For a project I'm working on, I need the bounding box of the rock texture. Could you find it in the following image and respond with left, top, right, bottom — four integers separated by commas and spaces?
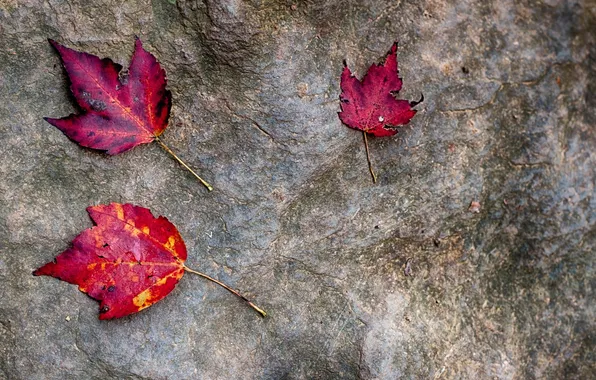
0, 0, 594, 378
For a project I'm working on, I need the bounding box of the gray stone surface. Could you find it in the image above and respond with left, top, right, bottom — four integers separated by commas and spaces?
1, 0, 594, 378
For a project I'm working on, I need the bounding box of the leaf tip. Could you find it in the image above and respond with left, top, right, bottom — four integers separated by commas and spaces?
48, 39, 59, 52
43, 117, 59, 127
410, 93, 424, 107
47, 39, 64, 52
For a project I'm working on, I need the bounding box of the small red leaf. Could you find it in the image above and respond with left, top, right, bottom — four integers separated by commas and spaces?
339, 42, 418, 137
33, 203, 187, 319
45, 38, 172, 155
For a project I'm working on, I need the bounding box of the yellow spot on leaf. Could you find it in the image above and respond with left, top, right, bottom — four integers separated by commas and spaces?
165, 236, 176, 251
132, 269, 183, 310
142, 226, 150, 235
114, 203, 125, 221
133, 289, 150, 308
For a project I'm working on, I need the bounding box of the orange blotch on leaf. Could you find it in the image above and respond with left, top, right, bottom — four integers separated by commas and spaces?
165, 236, 177, 251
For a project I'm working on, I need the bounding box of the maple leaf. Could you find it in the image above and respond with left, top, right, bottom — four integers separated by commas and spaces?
33, 203, 266, 319
338, 42, 422, 182
45, 39, 212, 191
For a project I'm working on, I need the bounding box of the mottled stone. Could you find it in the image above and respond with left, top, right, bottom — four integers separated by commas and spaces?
0, 0, 594, 379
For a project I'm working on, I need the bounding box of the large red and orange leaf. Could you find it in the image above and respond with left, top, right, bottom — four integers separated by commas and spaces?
339, 42, 419, 137
44, 38, 171, 155
33, 203, 187, 319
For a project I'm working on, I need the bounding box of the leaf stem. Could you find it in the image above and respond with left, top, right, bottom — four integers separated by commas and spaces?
154, 136, 213, 191
363, 131, 377, 183
183, 265, 267, 317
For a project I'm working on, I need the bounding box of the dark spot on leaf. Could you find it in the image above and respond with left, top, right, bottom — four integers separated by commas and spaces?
108, 285, 115, 292
100, 305, 110, 314
155, 95, 168, 119
89, 99, 107, 111
101, 285, 106, 290
102, 58, 121, 74
102, 243, 109, 248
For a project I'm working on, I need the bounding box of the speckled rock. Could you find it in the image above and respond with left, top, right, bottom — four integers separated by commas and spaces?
0, 0, 594, 379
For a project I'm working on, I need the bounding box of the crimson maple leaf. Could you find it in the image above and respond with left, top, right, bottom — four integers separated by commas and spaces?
338, 42, 422, 182
45, 39, 212, 190
46, 38, 170, 154
33, 203, 266, 319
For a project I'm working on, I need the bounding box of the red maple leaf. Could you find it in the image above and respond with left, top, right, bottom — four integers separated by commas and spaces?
33, 203, 266, 319
338, 42, 421, 182
45, 39, 212, 190
45, 38, 171, 155
339, 42, 420, 137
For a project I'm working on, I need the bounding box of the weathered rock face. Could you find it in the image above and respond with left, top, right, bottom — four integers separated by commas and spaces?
0, 0, 594, 378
